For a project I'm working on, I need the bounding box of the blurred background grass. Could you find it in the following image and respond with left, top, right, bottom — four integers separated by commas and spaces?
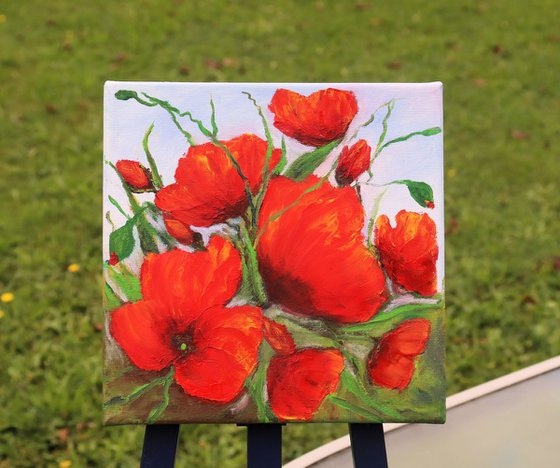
0, 0, 559, 466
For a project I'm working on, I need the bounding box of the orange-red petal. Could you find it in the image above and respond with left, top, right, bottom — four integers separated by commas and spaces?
267, 348, 344, 421
257, 176, 388, 323
163, 213, 196, 245
174, 305, 263, 403
269, 88, 358, 147
375, 210, 438, 296
155, 134, 281, 227
141, 237, 241, 322
368, 318, 431, 390
109, 300, 180, 371
263, 317, 296, 355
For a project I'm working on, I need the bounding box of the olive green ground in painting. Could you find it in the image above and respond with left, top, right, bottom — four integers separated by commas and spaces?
0, 1, 559, 466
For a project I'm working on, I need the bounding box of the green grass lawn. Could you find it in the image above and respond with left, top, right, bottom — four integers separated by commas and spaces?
1, 0, 559, 466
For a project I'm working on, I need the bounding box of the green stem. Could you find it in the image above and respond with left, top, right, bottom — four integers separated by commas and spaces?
141, 93, 197, 146
240, 219, 268, 305
328, 396, 382, 421
142, 123, 163, 190
147, 367, 175, 423
349, 99, 395, 141
243, 92, 275, 221
108, 195, 130, 219
367, 100, 395, 177
366, 188, 387, 251
103, 367, 175, 409
209, 98, 218, 136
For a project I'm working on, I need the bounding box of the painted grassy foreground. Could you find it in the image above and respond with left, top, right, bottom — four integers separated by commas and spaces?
0, 0, 559, 466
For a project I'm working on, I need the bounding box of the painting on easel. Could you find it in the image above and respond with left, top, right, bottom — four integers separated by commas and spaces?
103, 82, 445, 424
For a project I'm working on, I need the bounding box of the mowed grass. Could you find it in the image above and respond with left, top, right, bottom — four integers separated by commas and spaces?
0, 0, 559, 466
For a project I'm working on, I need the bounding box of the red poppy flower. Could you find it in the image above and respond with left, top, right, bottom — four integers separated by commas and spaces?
116, 160, 153, 191
263, 317, 296, 355
163, 213, 197, 245
268, 88, 358, 147
155, 134, 282, 227
335, 139, 372, 186
256, 176, 388, 323
267, 348, 344, 421
109, 236, 263, 403
375, 210, 439, 296
367, 318, 431, 390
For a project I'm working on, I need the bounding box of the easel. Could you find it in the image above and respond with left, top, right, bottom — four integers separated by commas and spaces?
140, 423, 388, 467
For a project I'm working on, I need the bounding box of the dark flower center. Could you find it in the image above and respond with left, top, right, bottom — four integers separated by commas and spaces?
172, 332, 195, 354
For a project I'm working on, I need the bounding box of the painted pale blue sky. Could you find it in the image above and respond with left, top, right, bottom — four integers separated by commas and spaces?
104, 82, 444, 290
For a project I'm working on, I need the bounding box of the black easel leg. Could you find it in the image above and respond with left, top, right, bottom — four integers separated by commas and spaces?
140, 424, 180, 468
349, 423, 388, 468
247, 424, 282, 468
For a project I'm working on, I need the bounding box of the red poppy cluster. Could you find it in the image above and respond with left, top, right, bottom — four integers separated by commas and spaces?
108, 87, 440, 422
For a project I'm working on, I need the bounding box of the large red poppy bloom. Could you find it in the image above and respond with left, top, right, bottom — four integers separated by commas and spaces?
109, 236, 263, 404
375, 210, 439, 296
267, 348, 344, 421
268, 88, 358, 147
256, 176, 388, 323
155, 134, 282, 227
335, 139, 372, 186
368, 318, 431, 390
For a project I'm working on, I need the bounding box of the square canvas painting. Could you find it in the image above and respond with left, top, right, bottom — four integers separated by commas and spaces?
103, 82, 445, 425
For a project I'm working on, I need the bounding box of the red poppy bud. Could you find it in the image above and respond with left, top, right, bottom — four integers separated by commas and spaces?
263, 317, 296, 355
367, 318, 431, 390
108, 252, 119, 266
269, 88, 358, 147
116, 160, 153, 191
163, 213, 196, 245
335, 139, 372, 186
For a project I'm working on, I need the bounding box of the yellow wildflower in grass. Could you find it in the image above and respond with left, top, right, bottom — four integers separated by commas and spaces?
0, 14, 7, 23
67, 264, 80, 273
1, 292, 14, 303
59, 461, 72, 468
0, 310, 5, 319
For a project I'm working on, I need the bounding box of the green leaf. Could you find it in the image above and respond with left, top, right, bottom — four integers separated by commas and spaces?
379, 127, 441, 152
115, 90, 138, 101
340, 370, 402, 419
394, 179, 434, 208
328, 396, 381, 421
273, 137, 288, 175
106, 265, 142, 302
109, 220, 135, 261
342, 303, 440, 333
104, 283, 121, 310
284, 139, 341, 181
